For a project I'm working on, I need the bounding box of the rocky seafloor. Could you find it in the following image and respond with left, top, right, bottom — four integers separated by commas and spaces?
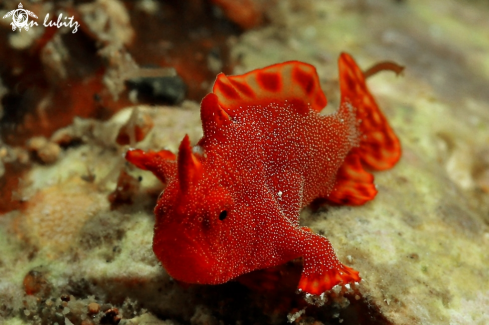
1, 0, 488, 324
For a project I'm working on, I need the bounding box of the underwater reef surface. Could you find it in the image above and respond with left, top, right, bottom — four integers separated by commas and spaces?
1, 0, 488, 324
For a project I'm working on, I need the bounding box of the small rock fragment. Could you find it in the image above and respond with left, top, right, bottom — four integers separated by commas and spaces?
23, 269, 51, 297
100, 308, 121, 325
37, 142, 61, 164
287, 308, 306, 323
116, 109, 154, 146
108, 169, 141, 210
211, 0, 263, 30
27, 137, 49, 151
88, 302, 100, 315
125, 75, 187, 105
27, 136, 61, 164
54, 312, 64, 324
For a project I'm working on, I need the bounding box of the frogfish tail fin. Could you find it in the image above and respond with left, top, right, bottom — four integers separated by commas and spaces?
338, 52, 401, 171
327, 152, 378, 205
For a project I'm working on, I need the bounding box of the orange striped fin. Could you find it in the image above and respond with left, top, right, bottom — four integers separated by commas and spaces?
213, 61, 327, 116
339, 53, 401, 170
327, 152, 377, 205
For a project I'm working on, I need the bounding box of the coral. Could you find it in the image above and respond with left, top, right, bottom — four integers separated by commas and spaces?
27, 136, 61, 164
13, 177, 108, 257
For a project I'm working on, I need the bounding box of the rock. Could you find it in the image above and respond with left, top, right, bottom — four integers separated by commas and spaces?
125, 75, 187, 106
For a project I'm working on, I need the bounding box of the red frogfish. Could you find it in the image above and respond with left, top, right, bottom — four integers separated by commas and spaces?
125, 53, 401, 295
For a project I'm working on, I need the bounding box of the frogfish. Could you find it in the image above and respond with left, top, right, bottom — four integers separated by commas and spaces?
125, 53, 401, 295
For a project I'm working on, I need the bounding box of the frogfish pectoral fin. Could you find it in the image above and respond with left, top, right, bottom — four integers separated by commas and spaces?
125, 148, 177, 183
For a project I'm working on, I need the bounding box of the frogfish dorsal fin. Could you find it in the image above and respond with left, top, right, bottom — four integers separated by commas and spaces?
338, 53, 401, 170
213, 61, 327, 116
200, 93, 233, 143
178, 135, 203, 193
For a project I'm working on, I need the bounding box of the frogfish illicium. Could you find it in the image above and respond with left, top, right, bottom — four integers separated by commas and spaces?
125, 53, 401, 295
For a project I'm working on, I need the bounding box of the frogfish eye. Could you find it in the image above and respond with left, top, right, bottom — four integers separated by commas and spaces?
219, 210, 227, 221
